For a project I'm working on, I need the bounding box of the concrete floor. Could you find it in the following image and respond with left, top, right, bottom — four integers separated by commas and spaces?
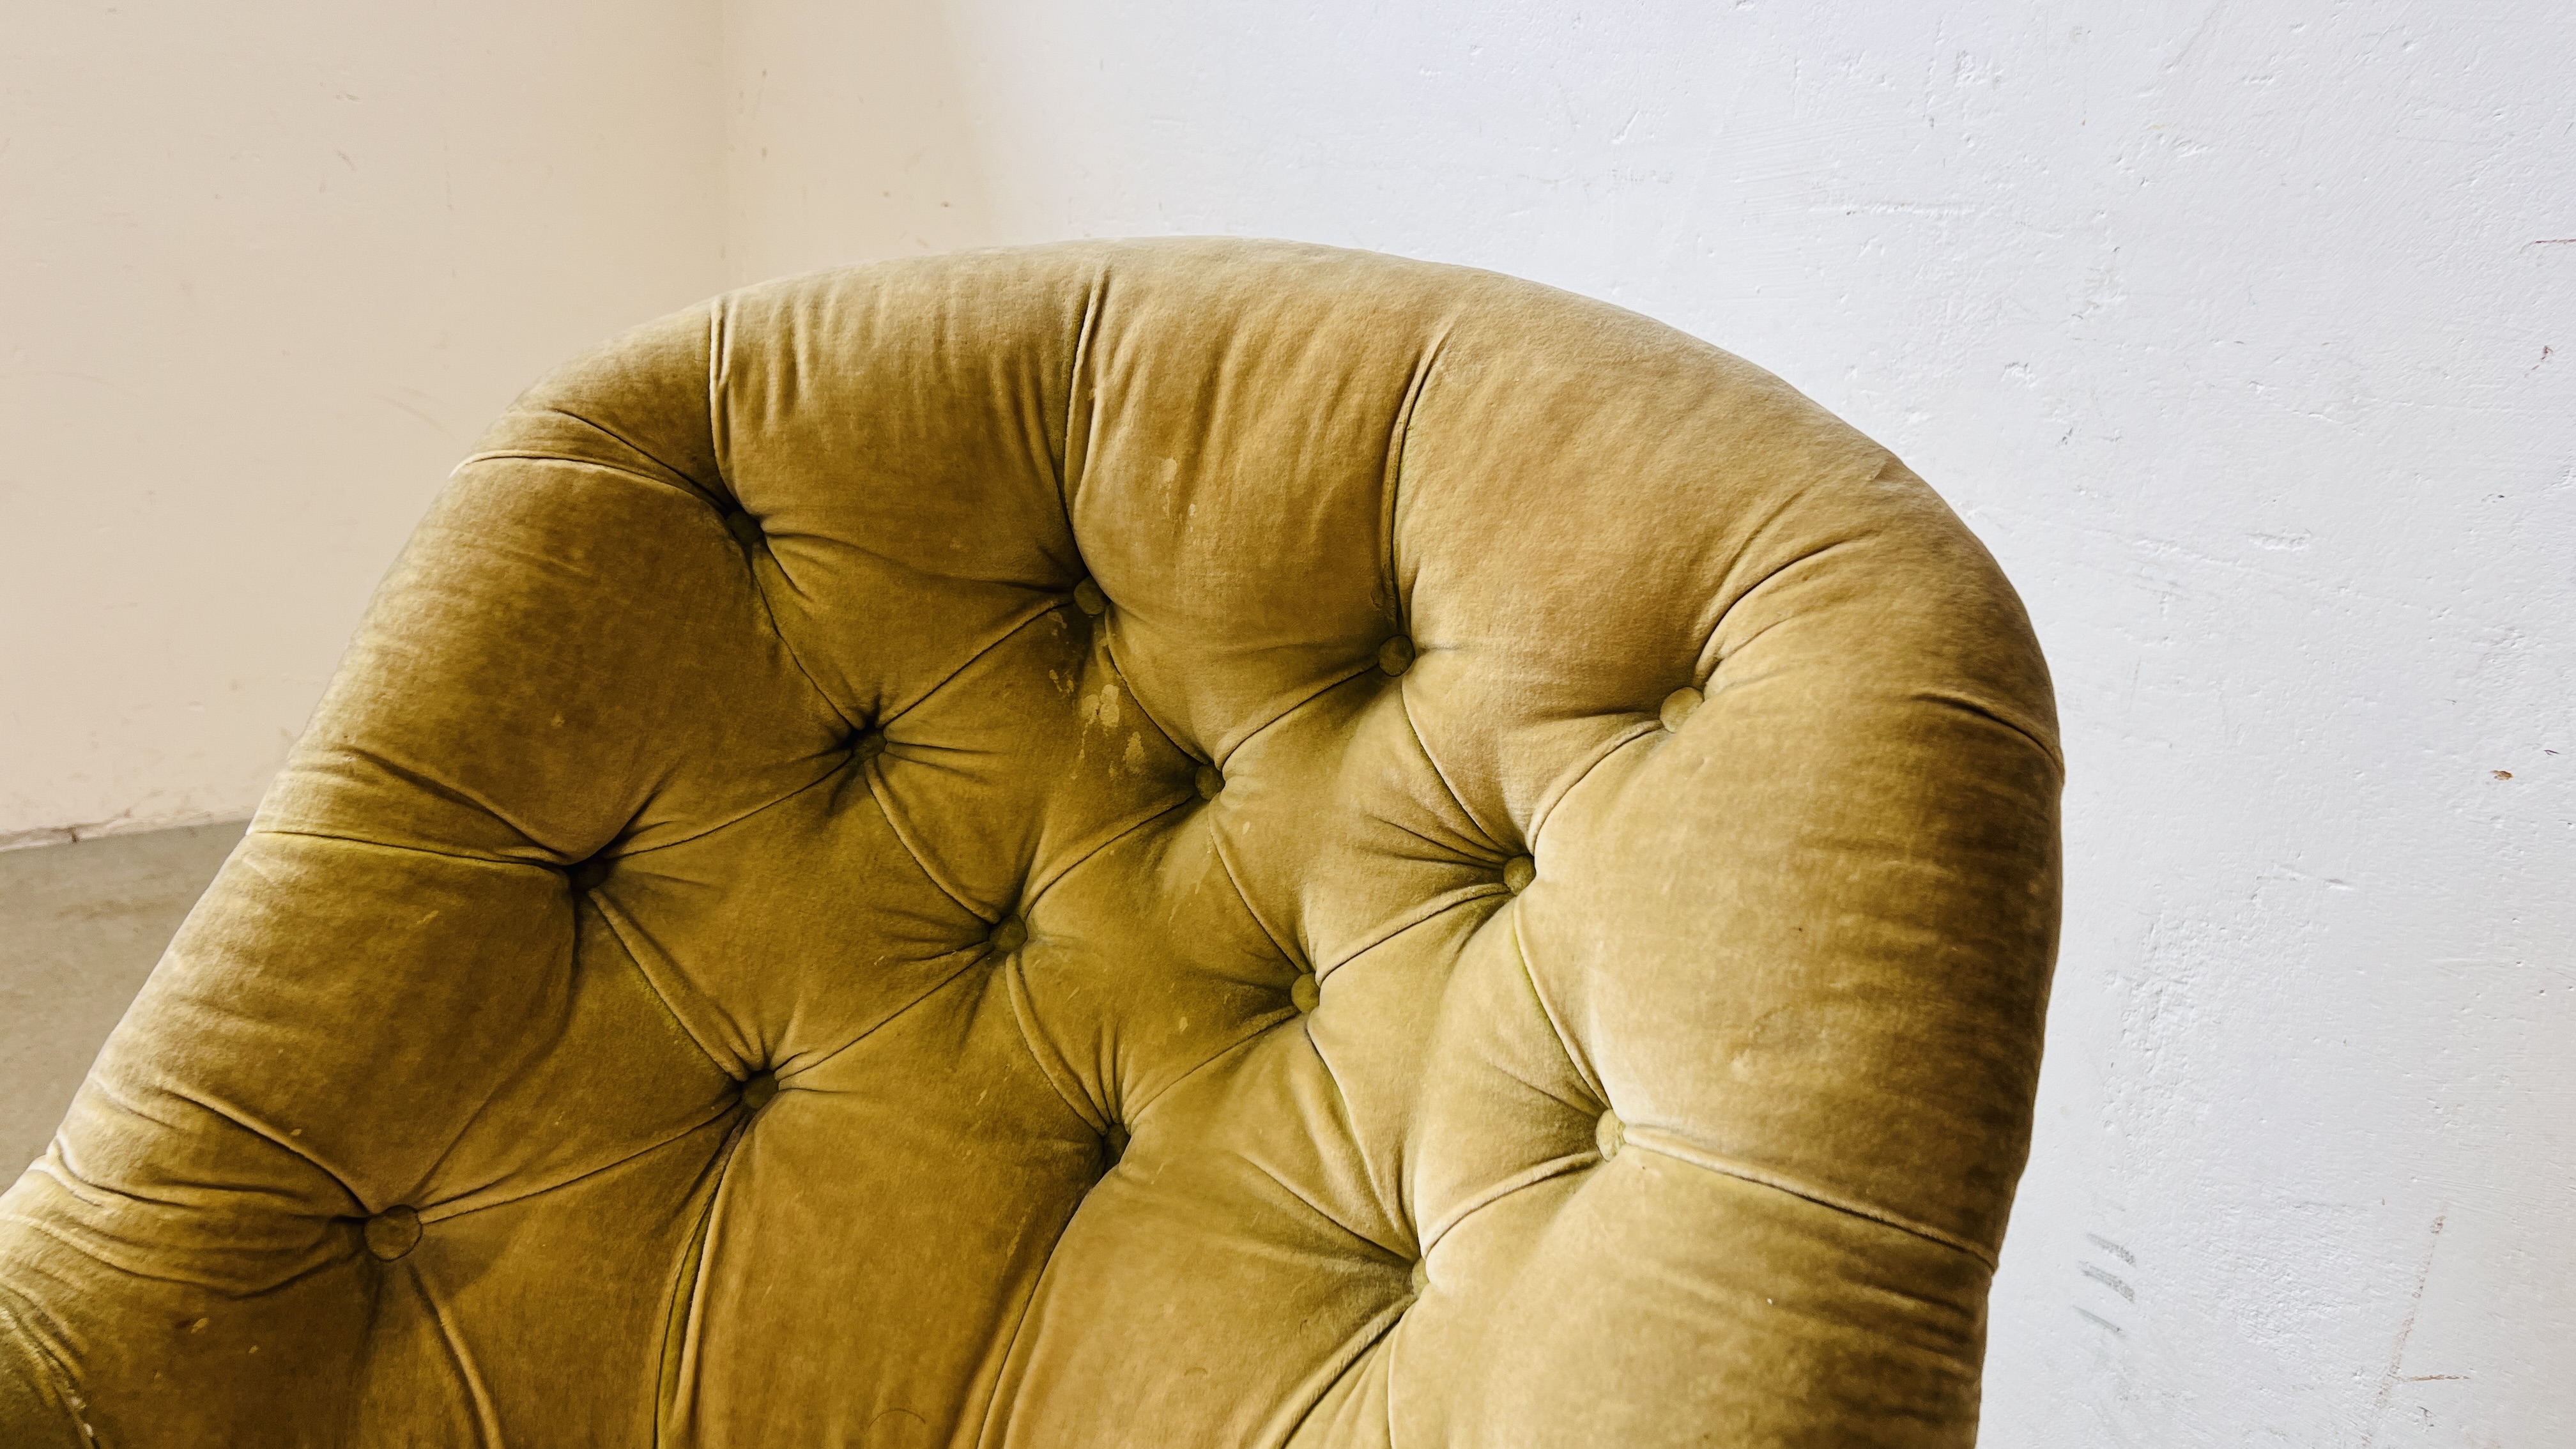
0, 820, 246, 1178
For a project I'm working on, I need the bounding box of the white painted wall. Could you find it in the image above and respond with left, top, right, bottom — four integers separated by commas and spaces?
718, 0, 1000, 283
7, 1, 2572, 1443
0, 0, 724, 843
715, 4, 2576, 1444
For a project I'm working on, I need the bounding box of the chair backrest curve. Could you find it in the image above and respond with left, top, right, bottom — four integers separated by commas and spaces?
0, 237, 2061, 1449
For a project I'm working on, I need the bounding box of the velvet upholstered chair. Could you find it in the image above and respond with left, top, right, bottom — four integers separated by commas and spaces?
0, 240, 2061, 1446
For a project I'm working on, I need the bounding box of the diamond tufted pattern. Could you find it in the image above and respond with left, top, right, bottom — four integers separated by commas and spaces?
0, 239, 2061, 1447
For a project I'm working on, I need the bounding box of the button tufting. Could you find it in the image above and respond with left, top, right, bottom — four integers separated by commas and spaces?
363, 1206, 422, 1262
1659, 686, 1704, 732
24, 238, 2073, 1444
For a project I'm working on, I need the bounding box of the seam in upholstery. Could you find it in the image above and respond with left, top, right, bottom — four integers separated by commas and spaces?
1055, 275, 1107, 519
586, 894, 733, 1073
1705, 602, 1807, 673
293, 738, 827, 908
565, 889, 732, 1082
1020, 795, 1192, 916
862, 752, 986, 922
967, 1169, 1097, 1449
1504, 910, 1606, 1108
656, 1108, 754, 1446
1392, 671, 1514, 852
420, 1106, 738, 1227
1522, 718, 1662, 854
970, 1281, 1043, 1449
1321, 884, 1508, 979
1312, 900, 1526, 1250
1272, 1291, 1411, 1449
535, 402, 714, 495
1211, 657, 1379, 773
10, 1142, 358, 1300
703, 300, 732, 496
881, 598, 1076, 734
319, 748, 555, 855
1246, 1050, 1367, 1243
1369, 806, 1491, 866
1698, 531, 1874, 704
1915, 687, 2067, 772
0, 1209, 351, 1299
254, 825, 548, 870
411, 1264, 505, 1448
1119, 1016, 1280, 1130
1381, 333, 1451, 630
404, 923, 601, 1205
588, 747, 852, 865
152, 1082, 365, 1213
696, 290, 858, 735
24, 1124, 162, 1210
451, 450, 705, 501
1417, 1151, 1598, 1255
1384, 1326, 1399, 1449
1621, 1128, 2000, 1270
1256, 1041, 1409, 1261
1710, 471, 1832, 618
737, 537, 861, 739
1722, 537, 1864, 641
1205, 817, 1305, 972
778, 946, 995, 1084
1000, 957, 1108, 1133
29, 1128, 222, 1222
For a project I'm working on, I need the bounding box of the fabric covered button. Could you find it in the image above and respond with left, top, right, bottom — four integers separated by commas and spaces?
990, 917, 1028, 953
1376, 636, 1416, 677
1194, 766, 1223, 801
851, 730, 886, 763
1502, 855, 1535, 893
1073, 579, 1108, 617
1595, 1108, 1625, 1160
740, 1071, 779, 1112
1409, 1257, 1430, 1294
722, 509, 765, 554
363, 1206, 422, 1262
1659, 686, 1704, 732
1290, 974, 1320, 1013
567, 856, 611, 894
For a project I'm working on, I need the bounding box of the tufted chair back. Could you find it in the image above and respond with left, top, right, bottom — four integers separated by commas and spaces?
0, 240, 2060, 1447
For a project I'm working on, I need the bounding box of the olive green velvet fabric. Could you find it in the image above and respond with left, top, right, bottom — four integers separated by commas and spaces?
0, 238, 2060, 1446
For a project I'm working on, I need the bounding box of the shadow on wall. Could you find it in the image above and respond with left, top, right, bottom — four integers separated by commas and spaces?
721, 0, 1001, 284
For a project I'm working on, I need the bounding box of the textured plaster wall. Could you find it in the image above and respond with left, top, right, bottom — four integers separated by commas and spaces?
5, 1, 2570, 1443
729, 4, 2572, 1445
0, 0, 725, 843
